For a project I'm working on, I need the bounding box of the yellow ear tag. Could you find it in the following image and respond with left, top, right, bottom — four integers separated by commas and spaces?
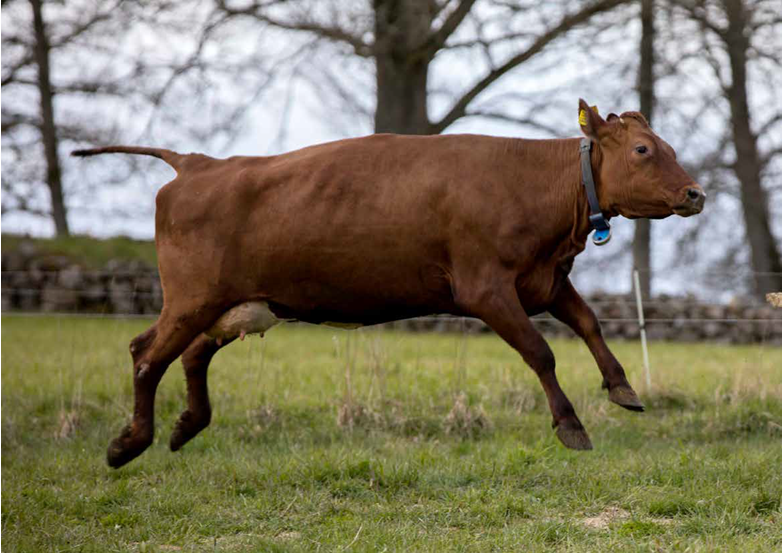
579, 106, 600, 126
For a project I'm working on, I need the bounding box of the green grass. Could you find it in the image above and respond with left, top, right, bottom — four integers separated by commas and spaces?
2, 234, 157, 268
2, 315, 780, 552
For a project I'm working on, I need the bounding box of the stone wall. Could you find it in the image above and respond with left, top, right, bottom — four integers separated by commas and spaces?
2, 250, 780, 344
2, 256, 162, 315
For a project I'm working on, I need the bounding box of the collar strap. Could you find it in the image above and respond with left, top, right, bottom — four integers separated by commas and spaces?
580, 138, 612, 245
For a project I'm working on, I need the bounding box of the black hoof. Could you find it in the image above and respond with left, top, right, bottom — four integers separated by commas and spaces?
554, 422, 593, 450
106, 424, 149, 468
169, 427, 188, 452
169, 410, 209, 452
609, 385, 645, 412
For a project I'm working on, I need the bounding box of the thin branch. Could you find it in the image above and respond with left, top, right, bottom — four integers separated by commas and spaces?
758, 145, 782, 170
133, 8, 233, 140
216, 0, 372, 57
668, 0, 727, 39
444, 30, 537, 50
755, 110, 782, 139
48, 2, 122, 48
462, 110, 564, 136
1, 53, 35, 87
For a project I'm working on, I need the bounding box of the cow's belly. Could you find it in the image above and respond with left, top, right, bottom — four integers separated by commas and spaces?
205, 301, 368, 341
204, 299, 437, 342
205, 261, 455, 340
244, 253, 456, 322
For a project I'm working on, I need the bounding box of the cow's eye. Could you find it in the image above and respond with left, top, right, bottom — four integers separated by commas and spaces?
635, 145, 649, 155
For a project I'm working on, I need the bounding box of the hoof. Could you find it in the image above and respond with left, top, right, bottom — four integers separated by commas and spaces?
106, 424, 150, 468
169, 426, 188, 452
554, 422, 593, 450
170, 410, 209, 452
609, 384, 645, 412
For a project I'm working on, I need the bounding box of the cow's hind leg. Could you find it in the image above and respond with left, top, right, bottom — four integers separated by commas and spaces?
548, 280, 644, 411
170, 334, 234, 452
108, 306, 221, 468
458, 280, 592, 450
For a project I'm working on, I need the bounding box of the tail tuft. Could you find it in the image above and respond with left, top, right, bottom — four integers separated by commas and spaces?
69, 145, 184, 170
71, 149, 99, 157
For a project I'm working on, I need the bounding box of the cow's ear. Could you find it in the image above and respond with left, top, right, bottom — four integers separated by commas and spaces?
578, 98, 608, 140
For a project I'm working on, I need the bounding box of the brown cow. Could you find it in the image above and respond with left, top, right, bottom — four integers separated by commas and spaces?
73, 99, 705, 468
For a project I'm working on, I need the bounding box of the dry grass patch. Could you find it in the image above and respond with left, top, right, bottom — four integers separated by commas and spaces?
337, 401, 383, 430
54, 409, 81, 439
443, 392, 492, 439
582, 507, 630, 529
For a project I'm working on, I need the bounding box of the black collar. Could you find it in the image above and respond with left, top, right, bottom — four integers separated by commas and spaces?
580, 138, 611, 245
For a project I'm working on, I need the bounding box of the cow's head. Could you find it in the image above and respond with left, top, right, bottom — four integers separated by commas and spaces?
578, 98, 705, 219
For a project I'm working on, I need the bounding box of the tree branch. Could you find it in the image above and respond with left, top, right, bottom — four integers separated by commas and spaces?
759, 145, 782, 170
216, 0, 372, 57
1, 110, 41, 133
420, 0, 479, 55
668, 0, 727, 39
1, 53, 35, 87
756, 110, 782, 139
430, 0, 629, 133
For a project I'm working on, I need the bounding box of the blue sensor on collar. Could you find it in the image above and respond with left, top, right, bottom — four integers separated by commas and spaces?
592, 227, 611, 246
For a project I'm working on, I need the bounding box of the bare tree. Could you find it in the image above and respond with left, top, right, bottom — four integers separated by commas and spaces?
672, 0, 781, 297
216, 0, 632, 135
3, 0, 144, 234
4, 0, 80, 235
2, 0, 275, 235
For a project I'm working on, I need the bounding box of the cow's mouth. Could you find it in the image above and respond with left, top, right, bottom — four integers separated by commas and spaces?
673, 205, 703, 216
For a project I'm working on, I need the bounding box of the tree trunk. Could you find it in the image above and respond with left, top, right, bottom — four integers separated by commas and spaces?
373, 0, 433, 134
375, 57, 430, 134
723, 0, 781, 296
31, 0, 69, 236
632, 0, 654, 298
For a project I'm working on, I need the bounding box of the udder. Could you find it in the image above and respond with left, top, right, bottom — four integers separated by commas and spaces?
206, 301, 287, 342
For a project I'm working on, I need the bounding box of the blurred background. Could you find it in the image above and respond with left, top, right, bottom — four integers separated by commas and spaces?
1, 0, 781, 321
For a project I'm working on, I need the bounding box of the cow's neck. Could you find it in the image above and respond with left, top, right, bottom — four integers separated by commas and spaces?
509, 137, 604, 268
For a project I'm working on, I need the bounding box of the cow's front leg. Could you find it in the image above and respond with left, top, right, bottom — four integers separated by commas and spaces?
459, 280, 592, 450
548, 279, 644, 411
170, 334, 234, 452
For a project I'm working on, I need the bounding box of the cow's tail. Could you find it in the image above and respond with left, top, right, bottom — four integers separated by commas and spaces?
71, 146, 184, 171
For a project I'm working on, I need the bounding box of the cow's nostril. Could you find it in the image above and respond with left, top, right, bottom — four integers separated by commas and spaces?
687, 188, 702, 201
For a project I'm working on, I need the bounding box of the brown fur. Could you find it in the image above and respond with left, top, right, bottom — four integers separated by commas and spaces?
74, 99, 704, 467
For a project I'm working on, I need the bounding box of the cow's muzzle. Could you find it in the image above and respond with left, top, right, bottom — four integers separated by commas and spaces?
674, 185, 706, 216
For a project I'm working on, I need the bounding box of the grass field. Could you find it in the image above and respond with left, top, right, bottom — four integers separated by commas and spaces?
2, 315, 780, 552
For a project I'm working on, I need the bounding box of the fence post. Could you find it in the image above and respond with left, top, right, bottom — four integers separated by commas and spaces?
633, 269, 652, 390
